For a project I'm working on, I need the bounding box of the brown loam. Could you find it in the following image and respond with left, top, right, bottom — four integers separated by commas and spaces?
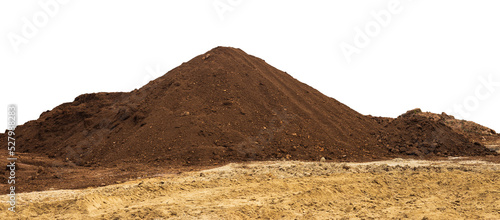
0, 47, 497, 192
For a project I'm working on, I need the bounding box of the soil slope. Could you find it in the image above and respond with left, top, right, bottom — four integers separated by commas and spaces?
1, 47, 495, 170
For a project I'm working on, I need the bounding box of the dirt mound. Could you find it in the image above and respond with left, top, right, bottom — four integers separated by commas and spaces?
390, 109, 500, 153
2, 47, 496, 170
374, 109, 494, 157
369, 109, 500, 153
10, 47, 387, 167
439, 112, 499, 147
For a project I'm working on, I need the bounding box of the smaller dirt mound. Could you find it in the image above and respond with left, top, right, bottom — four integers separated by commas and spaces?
377, 109, 495, 157
441, 114, 496, 136
392, 109, 499, 149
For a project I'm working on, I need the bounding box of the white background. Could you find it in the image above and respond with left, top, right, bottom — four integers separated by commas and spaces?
1, 0, 499, 132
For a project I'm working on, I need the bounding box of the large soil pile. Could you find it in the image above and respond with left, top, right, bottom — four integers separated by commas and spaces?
2, 47, 495, 168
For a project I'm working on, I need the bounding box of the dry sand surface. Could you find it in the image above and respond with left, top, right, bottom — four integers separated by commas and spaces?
1, 158, 500, 219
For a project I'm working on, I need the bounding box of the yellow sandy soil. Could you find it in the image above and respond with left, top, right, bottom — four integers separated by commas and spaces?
1, 159, 500, 219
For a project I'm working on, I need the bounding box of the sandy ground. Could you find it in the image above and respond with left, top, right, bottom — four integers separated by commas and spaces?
1, 158, 500, 219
